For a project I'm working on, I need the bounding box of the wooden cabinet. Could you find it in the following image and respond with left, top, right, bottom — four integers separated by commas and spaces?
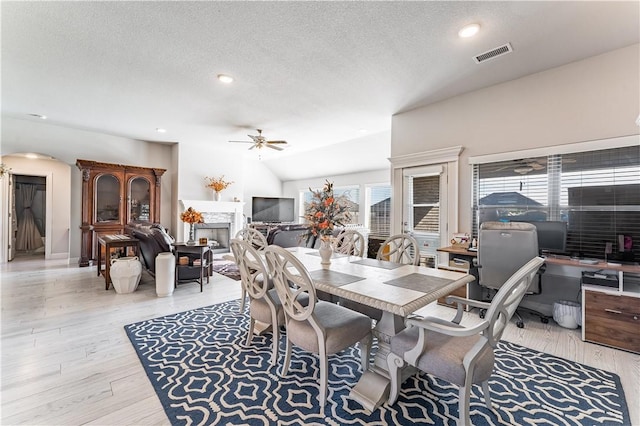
584, 290, 640, 354
76, 159, 166, 267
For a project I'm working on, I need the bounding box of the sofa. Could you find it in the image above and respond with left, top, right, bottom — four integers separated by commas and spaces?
265, 224, 319, 248
126, 222, 202, 281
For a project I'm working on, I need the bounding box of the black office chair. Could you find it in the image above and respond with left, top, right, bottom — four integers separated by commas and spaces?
477, 221, 548, 328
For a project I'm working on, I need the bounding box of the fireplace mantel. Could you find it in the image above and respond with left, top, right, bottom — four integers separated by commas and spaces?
179, 200, 245, 244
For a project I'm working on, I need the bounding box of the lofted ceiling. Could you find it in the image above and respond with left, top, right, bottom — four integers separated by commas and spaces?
2, 1, 639, 181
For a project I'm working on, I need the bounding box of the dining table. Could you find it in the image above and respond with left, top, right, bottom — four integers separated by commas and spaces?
284, 246, 475, 412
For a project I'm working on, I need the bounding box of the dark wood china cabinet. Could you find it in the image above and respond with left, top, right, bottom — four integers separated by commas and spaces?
76, 159, 166, 267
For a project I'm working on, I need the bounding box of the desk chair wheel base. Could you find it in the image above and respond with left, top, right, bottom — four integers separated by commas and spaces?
480, 307, 527, 328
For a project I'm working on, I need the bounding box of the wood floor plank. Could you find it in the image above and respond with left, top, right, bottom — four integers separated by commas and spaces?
1, 256, 638, 425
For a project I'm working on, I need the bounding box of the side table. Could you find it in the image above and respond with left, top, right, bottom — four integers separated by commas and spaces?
173, 242, 213, 292
97, 234, 141, 290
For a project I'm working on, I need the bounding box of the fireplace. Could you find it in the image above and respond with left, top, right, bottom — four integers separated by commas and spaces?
194, 222, 231, 254
178, 200, 246, 254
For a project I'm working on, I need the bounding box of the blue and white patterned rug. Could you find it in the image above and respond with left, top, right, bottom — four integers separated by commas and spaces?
125, 301, 630, 426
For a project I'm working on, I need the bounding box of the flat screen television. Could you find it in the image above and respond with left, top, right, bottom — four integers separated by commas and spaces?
251, 197, 295, 223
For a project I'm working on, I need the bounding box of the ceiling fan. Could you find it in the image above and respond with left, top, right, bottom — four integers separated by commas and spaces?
494, 158, 547, 174
228, 129, 288, 151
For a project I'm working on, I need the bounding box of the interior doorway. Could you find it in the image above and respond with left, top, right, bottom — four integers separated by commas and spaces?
13, 174, 46, 259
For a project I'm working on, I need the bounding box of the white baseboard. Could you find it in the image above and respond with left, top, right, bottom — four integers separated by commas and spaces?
46, 252, 69, 260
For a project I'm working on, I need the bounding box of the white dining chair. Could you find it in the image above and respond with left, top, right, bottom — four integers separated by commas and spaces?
376, 233, 421, 266
333, 229, 365, 256
234, 227, 269, 312
264, 245, 372, 411
230, 238, 283, 365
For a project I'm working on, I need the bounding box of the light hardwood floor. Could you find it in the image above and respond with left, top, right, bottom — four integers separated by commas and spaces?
1, 256, 639, 425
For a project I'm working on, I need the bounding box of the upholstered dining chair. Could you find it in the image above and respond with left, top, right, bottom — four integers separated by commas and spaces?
230, 238, 283, 365
264, 245, 373, 411
376, 233, 421, 266
333, 229, 365, 256
340, 233, 420, 321
235, 227, 269, 312
386, 256, 545, 426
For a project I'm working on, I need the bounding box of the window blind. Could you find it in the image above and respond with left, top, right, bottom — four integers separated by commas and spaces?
472, 145, 639, 262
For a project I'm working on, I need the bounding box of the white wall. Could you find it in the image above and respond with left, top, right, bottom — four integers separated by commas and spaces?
1, 117, 174, 261
391, 44, 640, 233
171, 141, 283, 241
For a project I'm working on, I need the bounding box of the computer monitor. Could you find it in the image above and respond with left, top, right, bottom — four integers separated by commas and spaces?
523, 220, 567, 254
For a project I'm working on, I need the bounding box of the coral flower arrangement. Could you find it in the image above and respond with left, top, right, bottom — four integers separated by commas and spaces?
302, 180, 351, 240
205, 175, 234, 192
180, 207, 204, 224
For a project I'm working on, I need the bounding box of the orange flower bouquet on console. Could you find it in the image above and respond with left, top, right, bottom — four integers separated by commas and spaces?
181, 207, 204, 244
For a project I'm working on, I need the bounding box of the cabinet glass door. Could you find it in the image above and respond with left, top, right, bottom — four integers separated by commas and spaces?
95, 174, 121, 222
129, 177, 151, 222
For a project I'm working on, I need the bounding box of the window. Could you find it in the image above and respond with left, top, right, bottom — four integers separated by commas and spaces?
472, 145, 640, 261
367, 185, 391, 237
301, 185, 360, 225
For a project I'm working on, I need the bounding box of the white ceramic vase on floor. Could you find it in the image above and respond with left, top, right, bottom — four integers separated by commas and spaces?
155, 252, 175, 297
110, 256, 142, 294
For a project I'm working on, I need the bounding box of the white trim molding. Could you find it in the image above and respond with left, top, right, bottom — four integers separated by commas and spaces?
468, 135, 639, 165
388, 146, 463, 238
389, 146, 464, 169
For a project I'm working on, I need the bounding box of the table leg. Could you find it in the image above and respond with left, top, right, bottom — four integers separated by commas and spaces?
97, 242, 102, 277
104, 244, 111, 290
349, 311, 413, 412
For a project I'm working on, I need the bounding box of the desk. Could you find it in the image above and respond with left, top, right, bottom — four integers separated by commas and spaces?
436, 246, 481, 309
438, 246, 640, 353
97, 235, 140, 290
287, 247, 474, 411
543, 255, 640, 353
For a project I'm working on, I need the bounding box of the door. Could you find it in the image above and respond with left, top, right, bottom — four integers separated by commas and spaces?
8, 174, 16, 261
402, 164, 448, 263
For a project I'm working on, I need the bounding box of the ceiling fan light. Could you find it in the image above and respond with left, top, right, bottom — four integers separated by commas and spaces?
514, 166, 533, 174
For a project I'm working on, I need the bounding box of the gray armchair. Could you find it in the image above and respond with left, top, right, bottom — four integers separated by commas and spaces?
477, 221, 546, 328
386, 256, 544, 426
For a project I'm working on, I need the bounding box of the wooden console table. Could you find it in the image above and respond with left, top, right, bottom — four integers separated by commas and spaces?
97, 234, 140, 290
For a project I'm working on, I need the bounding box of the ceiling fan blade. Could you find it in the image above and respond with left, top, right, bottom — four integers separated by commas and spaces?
266, 140, 287, 144
248, 144, 256, 150
229, 140, 254, 144
266, 144, 284, 151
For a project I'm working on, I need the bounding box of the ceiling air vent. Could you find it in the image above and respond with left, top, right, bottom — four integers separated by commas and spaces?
474, 43, 513, 64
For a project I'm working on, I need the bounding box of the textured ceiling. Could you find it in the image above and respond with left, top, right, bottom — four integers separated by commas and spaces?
2, 1, 639, 180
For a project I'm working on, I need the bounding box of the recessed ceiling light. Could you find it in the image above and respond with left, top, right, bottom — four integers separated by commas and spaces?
359, 129, 367, 133
458, 23, 480, 38
25, 153, 39, 159
217, 74, 234, 84
29, 113, 47, 119
156, 128, 167, 133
